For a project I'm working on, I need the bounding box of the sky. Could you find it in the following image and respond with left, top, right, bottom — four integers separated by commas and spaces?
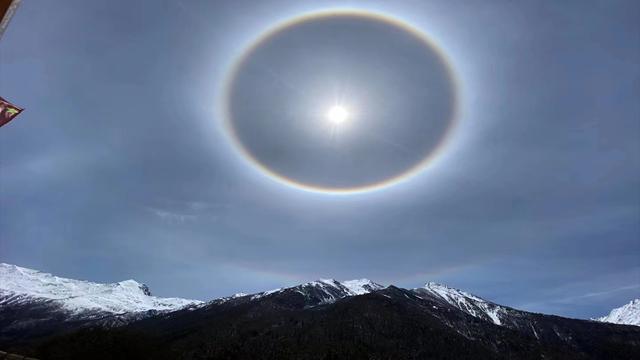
0, 0, 638, 320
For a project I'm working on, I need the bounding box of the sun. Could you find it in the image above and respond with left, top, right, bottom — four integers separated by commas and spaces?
327, 105, 349, 124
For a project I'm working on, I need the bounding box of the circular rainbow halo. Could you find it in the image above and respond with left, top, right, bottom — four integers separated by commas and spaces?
221, 10, 459, 195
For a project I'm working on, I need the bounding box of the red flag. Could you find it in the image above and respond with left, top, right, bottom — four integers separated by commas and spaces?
0, 96, 23, 127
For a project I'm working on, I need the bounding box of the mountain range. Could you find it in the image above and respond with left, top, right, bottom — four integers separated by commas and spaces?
1, 263, 639, 359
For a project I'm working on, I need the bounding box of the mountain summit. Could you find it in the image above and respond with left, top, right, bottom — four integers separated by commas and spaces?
596, 299, 640, 326
245, 278, 385, 304
0, 262, 202, 346
0, 263, 201, 315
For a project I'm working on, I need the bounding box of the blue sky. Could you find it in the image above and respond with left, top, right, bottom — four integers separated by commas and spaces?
0, 0, 638, 319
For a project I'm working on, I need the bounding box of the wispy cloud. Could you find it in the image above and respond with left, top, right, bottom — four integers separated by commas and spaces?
145, 200, 224, 224
147, 207, 198, 224
520, 284, 640, 309
552, 284, 640, 304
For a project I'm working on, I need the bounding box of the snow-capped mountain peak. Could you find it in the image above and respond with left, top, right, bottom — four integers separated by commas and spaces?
244, 278, 385, 306
0, 263, 202, 316
596, 299, 640, 326
342, 279, 385, 295
414, 282, 506, 326
423, 282, 485, 303
299, 278, 384, 298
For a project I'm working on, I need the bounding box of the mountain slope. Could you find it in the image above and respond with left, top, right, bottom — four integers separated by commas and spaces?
0, 263, 201, 346
596, 299, 640, 326
412, 282, 640, 344
414, 282, 508, 325
0, 263, 201, 315
34, 286, 640, 360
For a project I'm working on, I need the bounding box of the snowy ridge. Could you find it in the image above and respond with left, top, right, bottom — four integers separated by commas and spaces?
0, 263, 202, 315
595, 299, 640, 326
342, 278, 385, 295
246, 278, 384, 305
307, 278, 385, 297
417, 282, 506, 325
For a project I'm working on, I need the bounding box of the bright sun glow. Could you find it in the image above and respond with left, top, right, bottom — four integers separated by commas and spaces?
327, 105, 349, 124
